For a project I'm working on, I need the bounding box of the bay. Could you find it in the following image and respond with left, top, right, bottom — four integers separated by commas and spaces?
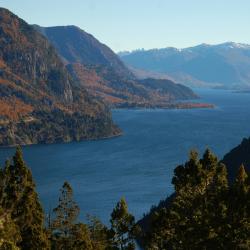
0, 89, 250, 224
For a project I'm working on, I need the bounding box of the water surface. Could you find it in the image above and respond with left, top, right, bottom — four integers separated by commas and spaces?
0, 89, 250, 223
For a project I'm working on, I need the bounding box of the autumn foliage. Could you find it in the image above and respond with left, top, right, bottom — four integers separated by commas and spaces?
0, 97, 33, 121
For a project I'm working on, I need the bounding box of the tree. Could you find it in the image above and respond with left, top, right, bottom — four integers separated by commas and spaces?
1, 147, 49, 249
87, 215, 111, 250
225, 165, 250, 249
109, 198, 137, 250
145, 149, 232, 249
51, 181, 80, 249
70, 223, 93, 250
0, 207, 21, 250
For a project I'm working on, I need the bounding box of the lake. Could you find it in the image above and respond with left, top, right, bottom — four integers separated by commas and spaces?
0, 89, 250, 224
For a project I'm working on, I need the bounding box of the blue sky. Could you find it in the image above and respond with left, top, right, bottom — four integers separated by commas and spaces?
1, 0, 250, 52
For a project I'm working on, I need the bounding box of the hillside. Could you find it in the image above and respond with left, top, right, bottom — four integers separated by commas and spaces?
0, 8, 120, 146
119, 43, 250, 89
222, 137, 250, 182
35, 25, 200, 107
35, 25, 133, 78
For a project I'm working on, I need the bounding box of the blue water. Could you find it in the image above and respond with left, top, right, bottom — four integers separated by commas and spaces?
0, 89, 250, 224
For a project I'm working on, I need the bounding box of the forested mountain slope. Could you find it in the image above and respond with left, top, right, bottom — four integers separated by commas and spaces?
0, 8, 120, 146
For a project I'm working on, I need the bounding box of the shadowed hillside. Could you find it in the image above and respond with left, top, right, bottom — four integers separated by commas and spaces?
222, 137, 250, 182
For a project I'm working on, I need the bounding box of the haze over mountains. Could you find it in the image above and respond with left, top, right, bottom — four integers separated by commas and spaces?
119, 42, 250, 89
35, 25, 198, 107
0, 8, 201, 146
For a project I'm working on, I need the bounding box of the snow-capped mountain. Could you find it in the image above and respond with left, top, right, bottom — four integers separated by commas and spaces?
119, 42, 250, 89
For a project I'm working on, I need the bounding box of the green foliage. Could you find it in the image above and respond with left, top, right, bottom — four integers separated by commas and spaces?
87, 215, 111, 250
0, 147, 49, 249
143, 149, 250, 249
109, 198, 138, 250
69, 223, 94, 250
0, 207, 20, 249
2, 145, 250, 250
51, 181, 80, 249
50, 183, 119, 250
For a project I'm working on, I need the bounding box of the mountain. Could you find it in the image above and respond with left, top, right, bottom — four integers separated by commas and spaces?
35, 25, 132, 77
222, 137, 250, 182
0, 8, 120, 146
119, 43, 250, 89
35, 25, 199, 107
34, 25, 133, 78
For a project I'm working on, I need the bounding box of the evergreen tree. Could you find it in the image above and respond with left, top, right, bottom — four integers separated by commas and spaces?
51, 181, 80, 249
226, 165, 250, 249
70, 223, 93, 250
87, 215, 111, 250
110, 198, 137, 250
145, 149, 232, 249
0, 207, 21, 249
1, 147, 49, 249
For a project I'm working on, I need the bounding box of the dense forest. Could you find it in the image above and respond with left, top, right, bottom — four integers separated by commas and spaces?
0, 147, 250, 249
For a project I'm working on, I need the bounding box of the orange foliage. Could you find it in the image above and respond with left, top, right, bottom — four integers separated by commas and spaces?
0, 97, 33, 121
0, 59, 6, 68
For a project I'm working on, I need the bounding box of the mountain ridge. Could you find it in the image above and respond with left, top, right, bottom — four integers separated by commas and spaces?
118, 42, 250, 54
35, 25, 201, 107
119, 42, 250, 89
34, 24, 134, 79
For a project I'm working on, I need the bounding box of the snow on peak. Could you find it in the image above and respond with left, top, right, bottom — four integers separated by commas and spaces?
221, 42, 250, 49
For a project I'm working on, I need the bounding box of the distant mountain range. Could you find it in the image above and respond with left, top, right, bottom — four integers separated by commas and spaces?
34, 25, 198, 107
119, 43, 250, 89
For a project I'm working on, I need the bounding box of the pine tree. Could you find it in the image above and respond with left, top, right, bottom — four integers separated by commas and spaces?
0, 207, 21, 249
148, 149, 231, 249
51, 181, 80, 249
70, 223, 93, 250
235, 164, 248, 191
87, 215, 111, 250
110, 198, 137, 250
226, 164, 250, 249
1, 147, 49, 249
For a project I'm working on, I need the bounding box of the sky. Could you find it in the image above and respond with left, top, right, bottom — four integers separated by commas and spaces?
1, 0, 250, 52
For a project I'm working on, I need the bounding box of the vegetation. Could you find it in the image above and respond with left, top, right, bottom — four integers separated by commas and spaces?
1, 146, 250, 249
140, 149, 250, 249
0, 8, 120, 147
222, 137, 250, 182
0, 148, 136, 249
0, 147, 48, 249
109, 198, 139, 250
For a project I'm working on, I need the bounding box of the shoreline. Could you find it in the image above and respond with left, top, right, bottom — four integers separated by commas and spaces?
112, 102, 214, 110
0, 130, 123, 149
0, 102, 213, 148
